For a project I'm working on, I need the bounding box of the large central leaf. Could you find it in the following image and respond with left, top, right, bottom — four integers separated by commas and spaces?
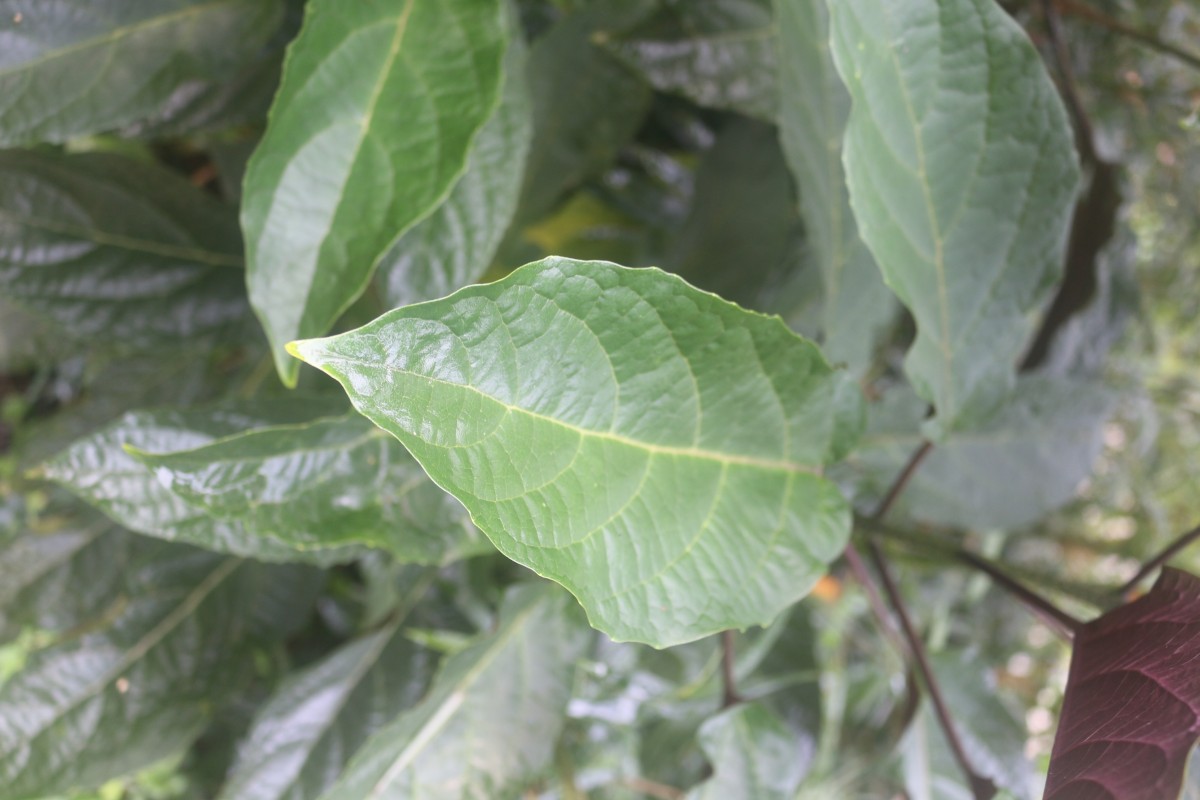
291, 258, 856, 647
828, 0, 1079, 434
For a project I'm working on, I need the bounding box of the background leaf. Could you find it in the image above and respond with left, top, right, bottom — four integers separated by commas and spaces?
218, 619, 437, 800
774, 0, 894, 375
241, 0, 509, 384
318, 583, 586, 800
375, 12, 532, 309
0, 543, 310, 799
685, 702, 807, 800
127, 413, 488, 565
1045, 568, 1200, 800
839, 376, 1114, 530
828, 0, 1079, 433
605, 0, 778, 121
291, 257, 856, 646
0, 0, 283, 145
0, 151, 250, 349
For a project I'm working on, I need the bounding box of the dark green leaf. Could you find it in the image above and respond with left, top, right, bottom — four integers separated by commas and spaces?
42, 403, 372, 564
0, 151, 249, 349
290, 258, 857, 647
219, 622, 437, 800
127, 414, 489, 565
317, 583, 586, 800
0, 546, 294, 799
685, 702, 807, 799
671, 117, 804, 309
241, 0, 509, 385
829, 0, 1080, 434
775, 0, 894, 374
606, 0, 777, 120
0, 0, 283, 145
375, 14, 532, 308
517, 3, 653, 224
840, 376, 1113, 530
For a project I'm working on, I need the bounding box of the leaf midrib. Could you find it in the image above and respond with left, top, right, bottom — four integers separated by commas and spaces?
355, 358, 821, 475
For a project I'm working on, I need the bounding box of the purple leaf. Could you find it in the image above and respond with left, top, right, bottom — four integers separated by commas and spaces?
1045, 568, 1200, 800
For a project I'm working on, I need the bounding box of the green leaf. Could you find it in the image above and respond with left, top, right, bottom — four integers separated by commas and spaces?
0, 151, 249, 349
375, 13, 532, 308
828, 0, 1080, 434
241, 0, 509, 385
605, 0, 778, 120
840, 376, 1113, 530
516, 3, 653, 224
126, 414, 489, 565
42, 403, 367, 564
0, 0, 283, 145
774, 0, 894, 375
317, 583, 586, 800
290, 257, 856, 647
685, 703, 807, 800
0, 545, 294, 799
218, 622, 437, 800
671, 117, 804, 310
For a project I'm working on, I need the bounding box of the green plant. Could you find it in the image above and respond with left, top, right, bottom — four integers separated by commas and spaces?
2, 0, 1199, 798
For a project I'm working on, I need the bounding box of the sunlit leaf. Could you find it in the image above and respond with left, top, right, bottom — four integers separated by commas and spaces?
290, 258, 857, 646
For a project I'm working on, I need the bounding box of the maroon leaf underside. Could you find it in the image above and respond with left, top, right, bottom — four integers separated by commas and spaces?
1044, 568, 1200, 800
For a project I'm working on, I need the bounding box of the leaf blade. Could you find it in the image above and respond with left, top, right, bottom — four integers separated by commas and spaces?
828, 0, 1079, 432
241, 0, 508, 385
291, 258, 856, 647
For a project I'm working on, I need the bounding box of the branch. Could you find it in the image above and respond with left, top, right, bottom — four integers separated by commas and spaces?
1119, 521, 1200, 597
1054, 0, 1200, 73
720, 630, 741, 709
871, 440, 934, 520
1039, 0, 1097, 162
866, 539, 997, 800
955, 550, 1081, 639
843, 542, 910, 657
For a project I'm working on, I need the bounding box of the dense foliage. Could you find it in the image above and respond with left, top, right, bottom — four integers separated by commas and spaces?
1, 0, 1199, 798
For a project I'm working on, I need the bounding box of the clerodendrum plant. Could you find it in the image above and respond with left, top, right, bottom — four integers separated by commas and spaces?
1, 0, 1198, 799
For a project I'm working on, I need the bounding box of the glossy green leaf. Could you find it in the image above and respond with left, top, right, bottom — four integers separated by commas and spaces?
242, 0, 509, 385
0, 151, 249, 348
606, 0, 778, 120
46, 406, 486, 565
517, 3, 653, 224
127, 414, 488, 565
829, 0, 1079, 434
375, 16, 532, 308
290, 257, 857, 647
317, 583, 585, 800
0, 545, 290, 799
42, 404, 354, 564
219, 622, 437, 800
840, 376, 1113, 530
775, 0, 894, 375
685, 703, 807, 800
672, 117, 804, 310
0, 0, 282, 145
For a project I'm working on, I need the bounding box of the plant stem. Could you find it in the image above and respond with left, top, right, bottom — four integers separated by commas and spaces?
1039, 0, 1098, 162
720, 629, 741, 708
871, 440, 933, 520
1119, 521, 1200, 596
955, 549, 1081, 638
865, 539, 997, 800
1053, 0, 1200, 72
843, 542, 909, 657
